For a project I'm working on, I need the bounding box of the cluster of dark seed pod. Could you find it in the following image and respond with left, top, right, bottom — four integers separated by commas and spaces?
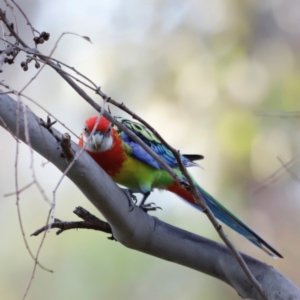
19, 32, 50, 71
20, 57, 40, 71
0, 30, 50, 72
4, 57, 14, 65
33, 32, 50, 45
2, 47, 19, 65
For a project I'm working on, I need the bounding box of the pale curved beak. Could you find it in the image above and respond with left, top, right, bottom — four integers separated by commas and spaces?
92, 133, 103, 150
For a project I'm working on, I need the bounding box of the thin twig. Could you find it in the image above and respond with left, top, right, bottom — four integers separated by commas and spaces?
22, 210, 51, 300
31, 207, 112, 236
277, 156, 300, 182
4, 0, 18, 35
21, 105, 56, 299
4, 180, 35, 197
0, 37, 97, 103
20, 31, 91, 94
0, 9, 28, 46
13, 98, 52, 273
23, 104, 51, 205
10, 0, 39, 36
40, 56, 98, 89
0, 35, 98, 93
253, 154, 300, 194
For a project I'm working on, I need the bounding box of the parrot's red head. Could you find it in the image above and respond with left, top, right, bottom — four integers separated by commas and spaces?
81, 116, 114, 152
85, 116, 111, 132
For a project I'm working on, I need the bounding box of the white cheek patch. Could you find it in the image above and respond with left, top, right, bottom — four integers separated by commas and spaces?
83, 133, 113, 152
83, 133, 94, 152
100, 135, 113, 152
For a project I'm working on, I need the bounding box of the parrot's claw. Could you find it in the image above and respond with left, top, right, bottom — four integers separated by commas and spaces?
121, 189, 156, 213
138, 192, 162, 213
140, 202, 162, 213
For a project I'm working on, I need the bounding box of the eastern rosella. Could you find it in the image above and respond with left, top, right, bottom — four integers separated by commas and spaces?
79, 116, 282, 258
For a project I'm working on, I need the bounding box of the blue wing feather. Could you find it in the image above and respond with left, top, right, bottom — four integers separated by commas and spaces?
118, 126, 198, 170
121, 133, 162, 169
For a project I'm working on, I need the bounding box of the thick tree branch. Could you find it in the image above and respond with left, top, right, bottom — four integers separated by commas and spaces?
1, 92, 299, 300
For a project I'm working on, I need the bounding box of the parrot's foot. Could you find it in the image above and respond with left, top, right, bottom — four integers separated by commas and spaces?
121, 189, 157, 213
138, 191, 162, 213
121, 188, 139, 211
139, 191, 151, 207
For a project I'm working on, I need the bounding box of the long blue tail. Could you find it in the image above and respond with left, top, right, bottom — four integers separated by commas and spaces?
194, 186, 283, 258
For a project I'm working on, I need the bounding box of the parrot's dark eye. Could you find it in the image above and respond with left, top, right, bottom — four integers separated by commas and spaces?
84, 127, 90, 135
104, 124, 112, 136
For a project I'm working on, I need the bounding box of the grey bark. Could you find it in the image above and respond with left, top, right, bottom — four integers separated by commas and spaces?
0, 91, 299, 300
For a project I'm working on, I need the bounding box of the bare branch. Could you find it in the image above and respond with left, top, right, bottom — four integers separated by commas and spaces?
31, 207, 112, 236
10, 0, 40, 37
4, 0, 18, 35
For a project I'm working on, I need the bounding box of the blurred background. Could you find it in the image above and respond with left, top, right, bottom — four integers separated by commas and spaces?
1, 0, 300, 299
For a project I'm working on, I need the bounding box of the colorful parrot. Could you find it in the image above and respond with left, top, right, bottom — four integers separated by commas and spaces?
78, 116, 282, 258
